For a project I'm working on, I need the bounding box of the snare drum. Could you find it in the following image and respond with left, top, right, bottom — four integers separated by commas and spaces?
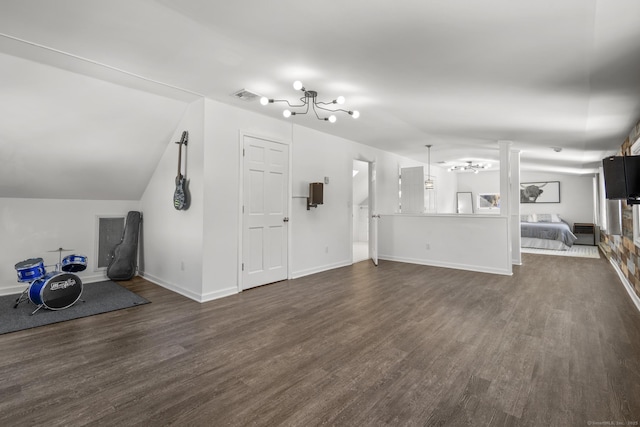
14, 258, 46, 282
28, 271, 83, 311
61, 254, 88, 272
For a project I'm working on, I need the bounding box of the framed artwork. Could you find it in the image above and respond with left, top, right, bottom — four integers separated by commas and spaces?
520, 181, 560, 203
478, 193, 500, 210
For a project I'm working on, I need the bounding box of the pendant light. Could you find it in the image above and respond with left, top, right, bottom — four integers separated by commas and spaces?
425, 144, 435, 190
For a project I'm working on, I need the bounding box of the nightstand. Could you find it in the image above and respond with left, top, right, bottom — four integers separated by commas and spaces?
573, 223, 595, 246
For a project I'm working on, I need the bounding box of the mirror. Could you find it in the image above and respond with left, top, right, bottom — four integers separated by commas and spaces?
457, 192, 473, 214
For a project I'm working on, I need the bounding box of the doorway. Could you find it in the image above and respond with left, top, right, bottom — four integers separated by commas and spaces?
352, 159, 370, 263
241, 134, 290, 290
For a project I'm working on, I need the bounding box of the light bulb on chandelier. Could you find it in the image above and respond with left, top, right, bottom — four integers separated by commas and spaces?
261, 81, 359, 122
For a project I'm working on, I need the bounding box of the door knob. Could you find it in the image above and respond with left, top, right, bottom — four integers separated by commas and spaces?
283, 217, 289, 222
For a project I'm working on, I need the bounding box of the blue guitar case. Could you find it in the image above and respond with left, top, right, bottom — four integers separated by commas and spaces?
107, 211, 142, 281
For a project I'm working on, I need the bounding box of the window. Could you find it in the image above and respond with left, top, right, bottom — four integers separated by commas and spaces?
95, 215, 125, 270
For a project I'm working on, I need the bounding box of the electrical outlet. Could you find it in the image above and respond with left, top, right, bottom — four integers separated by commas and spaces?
325, 246, 329, 254
426, 243, 430, 250
181, 261, 185, 270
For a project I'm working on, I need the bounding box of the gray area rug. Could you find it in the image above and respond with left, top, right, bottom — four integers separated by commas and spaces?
0, 280, 149, 335
521, 245, 600, 259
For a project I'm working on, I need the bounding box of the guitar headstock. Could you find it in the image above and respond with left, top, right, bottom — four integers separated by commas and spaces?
175, 130, 189, 146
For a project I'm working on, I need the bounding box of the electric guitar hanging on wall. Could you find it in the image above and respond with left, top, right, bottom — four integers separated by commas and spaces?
173, 130, 190, 210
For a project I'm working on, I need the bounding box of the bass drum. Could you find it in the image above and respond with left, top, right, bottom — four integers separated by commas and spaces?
28, 271, 83, 310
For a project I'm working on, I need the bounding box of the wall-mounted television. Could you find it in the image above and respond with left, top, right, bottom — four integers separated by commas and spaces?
624, 156, 640, 204
603, 156, 626, 199
602, 155, 640, 204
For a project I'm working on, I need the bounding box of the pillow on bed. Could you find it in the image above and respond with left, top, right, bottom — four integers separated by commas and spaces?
520, 214, 536, 222
536, 213, 562, 223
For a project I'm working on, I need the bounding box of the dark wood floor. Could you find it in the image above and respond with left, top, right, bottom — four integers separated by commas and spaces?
1, 253, 640, 426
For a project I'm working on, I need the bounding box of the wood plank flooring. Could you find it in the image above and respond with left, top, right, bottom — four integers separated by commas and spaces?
1, 253, 640, 426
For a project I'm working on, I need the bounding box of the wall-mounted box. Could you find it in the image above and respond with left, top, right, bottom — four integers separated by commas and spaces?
308, 182, 323, 210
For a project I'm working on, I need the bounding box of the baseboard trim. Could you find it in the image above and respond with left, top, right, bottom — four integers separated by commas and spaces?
607, 257, 640, 313
139, 271, 238, 303
378, 255, 513, 276
0, 272, 109, 297
200, 287, 238, 303
291, 260, 352, 279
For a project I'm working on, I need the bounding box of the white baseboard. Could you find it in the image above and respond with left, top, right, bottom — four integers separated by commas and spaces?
378, 254, 513, 276
0, 272, 109, 296
139, 271, 237, 303
200, 287, 238, 303
607, 257, 640, 313
291, 259, 352, 279
0, 284, 27, 296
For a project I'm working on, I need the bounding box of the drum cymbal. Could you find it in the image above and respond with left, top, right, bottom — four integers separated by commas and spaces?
47, 247, 74, 252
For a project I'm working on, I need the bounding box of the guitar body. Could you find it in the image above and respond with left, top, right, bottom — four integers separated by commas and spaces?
107, 211, 142, 281
174, 176, 189, 210
173, 131, 190, 210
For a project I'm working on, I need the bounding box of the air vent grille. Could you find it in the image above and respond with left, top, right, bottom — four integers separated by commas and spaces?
232, 89, 260, 102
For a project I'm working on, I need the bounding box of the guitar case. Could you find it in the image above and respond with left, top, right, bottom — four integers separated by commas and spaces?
107, 211, 142, 281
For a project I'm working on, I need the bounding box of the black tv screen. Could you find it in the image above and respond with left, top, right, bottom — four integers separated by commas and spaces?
602, 156, 626, 199
624, 155, 640, 204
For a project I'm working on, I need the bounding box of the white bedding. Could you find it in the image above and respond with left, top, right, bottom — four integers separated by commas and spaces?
521, 237, 570, 251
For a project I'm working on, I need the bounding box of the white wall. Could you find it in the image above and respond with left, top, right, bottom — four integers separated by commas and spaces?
289, 125, 447, 278
139, 98, 205, 301
0, 198, 140, 295
519, 171, 595, 227
457, 170, 501, 213
379, 214, 511, 275
456, 170, 595, 226
201, 99, 293, 300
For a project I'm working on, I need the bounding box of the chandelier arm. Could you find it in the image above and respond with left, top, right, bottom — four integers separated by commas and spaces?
314, 104, 340, 113
311, 102, 327, 121
271, 99, 306, 108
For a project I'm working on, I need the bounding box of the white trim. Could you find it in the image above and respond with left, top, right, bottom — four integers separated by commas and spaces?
141, 271, 237, 303
607, 257, 640, 313
0, 284, 29, 297
0, 273, 107, 297
378, 255, 514, 276
291, 260, 353, 279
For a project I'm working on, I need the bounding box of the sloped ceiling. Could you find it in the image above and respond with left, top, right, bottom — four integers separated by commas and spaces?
1, 0, 640, 200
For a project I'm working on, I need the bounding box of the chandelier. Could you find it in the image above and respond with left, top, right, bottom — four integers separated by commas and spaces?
260, 81, 359, 123
447, 161, 491, 174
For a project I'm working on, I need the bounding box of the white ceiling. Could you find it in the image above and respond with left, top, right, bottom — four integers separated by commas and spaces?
1, 0, 640, 199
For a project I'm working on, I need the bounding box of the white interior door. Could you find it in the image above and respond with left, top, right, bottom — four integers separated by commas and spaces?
369, 161, 378, 266
242, 136, 289, 290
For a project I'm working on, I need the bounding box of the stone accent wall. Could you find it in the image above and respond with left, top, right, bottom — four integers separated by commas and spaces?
600, 118, 640, 299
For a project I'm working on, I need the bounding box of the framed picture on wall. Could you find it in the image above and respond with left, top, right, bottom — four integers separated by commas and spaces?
520, 181, 560, 203
478, 193, 500, 210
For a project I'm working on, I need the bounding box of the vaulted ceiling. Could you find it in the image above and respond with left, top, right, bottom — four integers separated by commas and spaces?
1, 0, 640, 199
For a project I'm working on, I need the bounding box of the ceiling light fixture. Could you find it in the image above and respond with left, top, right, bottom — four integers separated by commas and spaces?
425, 144, 435, 190
260, 81, 359, 122
447, 161, 491, 174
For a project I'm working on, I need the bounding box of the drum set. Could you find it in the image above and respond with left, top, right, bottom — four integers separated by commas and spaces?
13, 248, 87, 315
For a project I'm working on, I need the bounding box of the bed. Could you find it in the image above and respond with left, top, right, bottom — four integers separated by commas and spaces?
520, 213, 577, 250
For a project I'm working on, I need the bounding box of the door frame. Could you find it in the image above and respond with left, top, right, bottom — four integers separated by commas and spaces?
237, 131, 292, 292
350, 156, 377, 265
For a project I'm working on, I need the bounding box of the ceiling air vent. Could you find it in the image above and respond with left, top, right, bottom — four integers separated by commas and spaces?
232, 88, 261, 102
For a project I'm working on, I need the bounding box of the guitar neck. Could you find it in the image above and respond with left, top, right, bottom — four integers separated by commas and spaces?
176, 131, 188, 178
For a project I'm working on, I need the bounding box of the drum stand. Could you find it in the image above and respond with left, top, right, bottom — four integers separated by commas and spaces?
13, 287, 30, 309
14, 287, 47, 315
